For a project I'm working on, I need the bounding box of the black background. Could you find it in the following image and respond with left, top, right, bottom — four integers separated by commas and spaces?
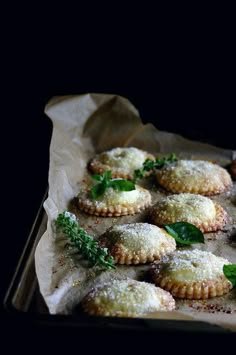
2, 7, 236, 347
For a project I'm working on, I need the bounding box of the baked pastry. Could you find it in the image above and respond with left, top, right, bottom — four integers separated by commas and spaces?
88, 147, 155, 180
155, 160, 232, 195
152, 249, 232, 299
78, 184, 151, 217
81, 279, 175, 317
149, 193, 228, 233
99, 223, 176, 264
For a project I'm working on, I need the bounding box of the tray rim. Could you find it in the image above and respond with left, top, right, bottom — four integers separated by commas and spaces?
4, 190, 48, 315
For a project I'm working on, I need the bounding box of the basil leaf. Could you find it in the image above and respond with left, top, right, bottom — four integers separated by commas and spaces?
109, 179, 135, 191
103, 170, 112, 182
169, 153, 177, 161
90, 171, 135, 199
91, 174, 103, 182
164, 222, 204, 246
91, 183, 106, 199
164, 226, 191, 245
223, 264, 236, 287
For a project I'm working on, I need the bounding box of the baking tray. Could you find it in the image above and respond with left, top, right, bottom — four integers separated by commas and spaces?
3, 190, 233, 334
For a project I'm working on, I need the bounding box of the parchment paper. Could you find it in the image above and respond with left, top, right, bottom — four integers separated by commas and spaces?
35, 94, 236, 330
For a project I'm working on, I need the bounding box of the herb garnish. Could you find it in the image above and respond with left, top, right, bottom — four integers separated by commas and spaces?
91, 170, 135, 199
133, 153, 177, 182
223, 264, 236, 287
164, 222, 204, 246
56, 211, 116, 270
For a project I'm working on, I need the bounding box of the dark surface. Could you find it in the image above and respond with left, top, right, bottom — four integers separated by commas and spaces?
3, 89, 235, 344
4, 87, 234, 309
2, 10, 236, 346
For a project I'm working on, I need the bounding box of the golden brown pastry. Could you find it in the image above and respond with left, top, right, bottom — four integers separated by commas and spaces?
152, 249, 232, 299
156, 160, 232, 195
78, 184, 151, 217
99, 223, 176, 264
81, 279, 175, 317
149, 193, 228, 233
88, 147, 155, 180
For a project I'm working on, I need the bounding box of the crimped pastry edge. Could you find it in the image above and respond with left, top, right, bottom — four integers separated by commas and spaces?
81, 280, 176, 317
151, 270, 232, 299
78, 192, 152, 217
150, 201, 228, 233
88, 151, 155, 180
99, 227, 176, 265
156, 166, 232, 196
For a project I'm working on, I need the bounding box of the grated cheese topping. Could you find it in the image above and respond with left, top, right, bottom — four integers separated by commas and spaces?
153, 193, 216, 224
84, 279, 175, 315
101, 223, 176, 253
160, 249, 231, 282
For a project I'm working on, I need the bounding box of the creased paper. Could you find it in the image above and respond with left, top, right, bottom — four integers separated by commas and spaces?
35, 94, 236, 330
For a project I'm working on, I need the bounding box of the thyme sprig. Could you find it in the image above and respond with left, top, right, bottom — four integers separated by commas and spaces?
133, 153, 177, 183
56, 211, 116, 270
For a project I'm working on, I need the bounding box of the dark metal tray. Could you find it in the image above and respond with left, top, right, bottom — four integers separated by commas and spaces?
3, 191, 232, 334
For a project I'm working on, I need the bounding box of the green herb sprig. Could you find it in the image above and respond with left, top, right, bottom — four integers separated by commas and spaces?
133, 153, 177, 183
56, 211, 116, 270
164, 222, 204, 246
91, 170, 135, 199
223, 264, 236, 287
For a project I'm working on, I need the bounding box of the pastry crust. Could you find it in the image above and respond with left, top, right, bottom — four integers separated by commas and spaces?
152, 250, 232, 299
156, 160, 232, 195
78, 185, 152, 217
81, 279, 175, 317
99, 223, 176, 264
88, 147, 155, 180
149, 193, 228, 233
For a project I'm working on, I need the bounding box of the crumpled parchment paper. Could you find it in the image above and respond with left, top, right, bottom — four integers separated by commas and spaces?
35, 94, 236, 330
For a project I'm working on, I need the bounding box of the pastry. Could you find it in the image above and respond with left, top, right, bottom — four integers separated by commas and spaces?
81, 279, 175, 317
78, 184, 151, 217
155, 160, 232, 195
150, 193, 228, 233
99, 223, 176, 264
152, 249, 232, 299
88, 147, 155, 180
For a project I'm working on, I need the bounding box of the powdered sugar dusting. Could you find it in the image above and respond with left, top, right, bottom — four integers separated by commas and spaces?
162, 160, 232, 187
99, 147, 150, 172
160, 249, 231, 282
79, 185, 151, 208
84, 279, 175, 316
153, 193, 216, 224
101, 223, 175, 253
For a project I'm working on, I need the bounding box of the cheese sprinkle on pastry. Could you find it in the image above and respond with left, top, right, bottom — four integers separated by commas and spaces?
99, 223, 176, 264
150, 193, 228, 233
82, 279, 175, 317
156, 160, 232, 195
89, 147, 155, 180
152, 249, 232, 299
78, 185, 151, 217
